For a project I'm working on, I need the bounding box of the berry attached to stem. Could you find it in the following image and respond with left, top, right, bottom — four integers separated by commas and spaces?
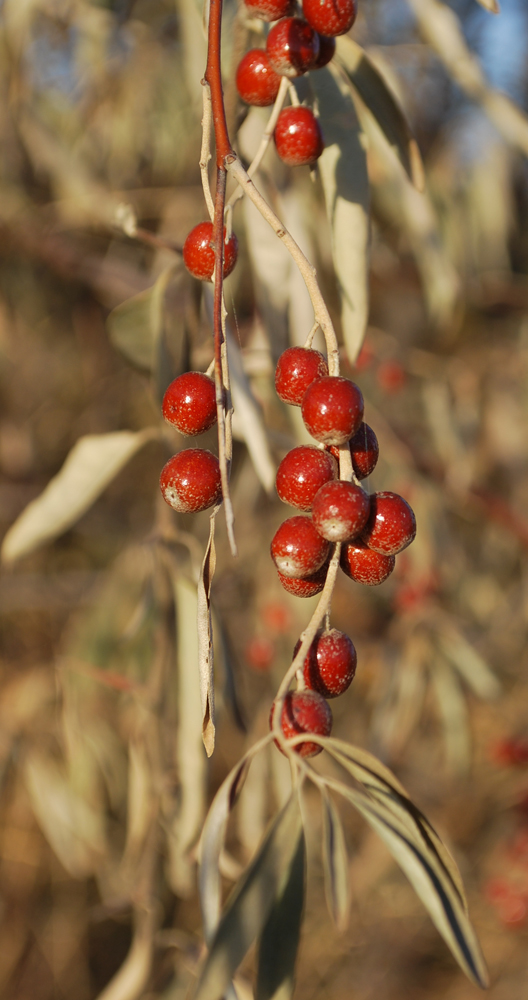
361, 491, 417, 555
302, 375, 364, 445
311, 480, 370, 542
275, 346, 328, 405
296, 628, 357, 698
302, 0, 357, 37
183, 221, 238, 282
271, 515, 330, 577
340, 540, 395, 585
272, 689, 332, 756
236, 50, 282, 107
277, 561, 329, 597
244, 0, 294, 22
276, 446, 337, 511
160, 449, 222, 513
274, 106, 324, 166
349, 422, 379, 480
313, 34, 336, 69
162, 372, 217, 436
266, 17, 320, 78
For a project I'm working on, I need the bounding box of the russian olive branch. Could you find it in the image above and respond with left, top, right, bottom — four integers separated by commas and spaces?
225, 75, 289, 216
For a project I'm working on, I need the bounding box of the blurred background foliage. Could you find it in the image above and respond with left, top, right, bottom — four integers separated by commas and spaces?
1, 0, 528, 998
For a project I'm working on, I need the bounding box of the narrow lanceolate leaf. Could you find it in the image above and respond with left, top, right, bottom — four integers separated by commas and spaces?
436, 627, 500, 701
106, 268, 172, 371
430, 657, 471, 776
1, 430, 158, 563
321, 793, 350, 931
226, 327, 276, 494
197, 512, 218, 757
324, 774, 488, 989
311, 66, 369, 365
256, 827, 305, 1000
195, 793, 303, 1000
335, 36, 424, 191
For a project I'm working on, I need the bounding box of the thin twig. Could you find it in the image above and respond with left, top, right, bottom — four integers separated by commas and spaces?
200, 83, 215, 222
226, 75, 289, 213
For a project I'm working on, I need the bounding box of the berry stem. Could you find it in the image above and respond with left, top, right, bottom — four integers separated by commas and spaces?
226, 75, 289, 213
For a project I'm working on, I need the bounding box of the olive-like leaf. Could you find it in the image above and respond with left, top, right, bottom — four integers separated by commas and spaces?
321, 792, 350, 931
1, 429, 158, 563
256, 826, 305, 1000
430, 657, 471, 776
311, 66, 369, 365
335, 36, 424, 190
106, 264, 186, 377
195, 792, 303, 1000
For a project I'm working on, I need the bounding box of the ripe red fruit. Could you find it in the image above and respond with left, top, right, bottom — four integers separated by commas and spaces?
160, 449, 222, 513
162, 372, 217, 436
311, 480, 370, 542
302, 375, 364, 445
302, 0, 357, 36
277, 561, 328, 597
340, 539, 395, 585
275, 346, 328, 405
361, 491, 416, 555
236, 49, 282, 106
183, 222, 238, 282
492, 738, 528, 766
276, 446, 337, 511
349, 422, 379, 480
245, 636, 275, 671
244, 0, 294, 22
274, 106, 324, 166
313, 34, 336, 68
271, 690, 332, 756
377, 359, 406, 394
295, 628, 357, 698
266, 17, 320, 78
271, 515, 330, 578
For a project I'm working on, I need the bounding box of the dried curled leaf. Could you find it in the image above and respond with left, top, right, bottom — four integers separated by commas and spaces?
197, 512, 218, 757
2, 430, 158, 563
311, 66, 369, 365
335, 36, 424, 191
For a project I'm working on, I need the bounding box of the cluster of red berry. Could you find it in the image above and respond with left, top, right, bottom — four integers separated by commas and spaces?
159, 371, 222, 512
270, 345, 416, 754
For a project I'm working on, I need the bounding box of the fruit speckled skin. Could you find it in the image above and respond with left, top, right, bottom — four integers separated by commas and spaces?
272, 690, 332, 756
183, 222, 238, 281
267, 18, 320, 78
236, 49, 282, 106
162, 372, 217, 436
271, 515, 330, 577
349, 422, 379, 480
160, 449, 222, 513
302, 375, 364, 445
277, 561, 328, 597
274, 106, 324, 166
275, 347, 328, 405
340, 539, 395, 585
361, 491, 416, 555
311, 480, 370, 542
245, 0, 294, 21
302, 0, 357, 36
276, 446, 337, 511
296, 628, 357, 697
313, 34, 336, 68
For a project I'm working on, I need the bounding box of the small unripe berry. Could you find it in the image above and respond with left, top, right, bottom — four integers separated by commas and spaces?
340, 539, 395, 585
349, 422, 379, 479
302, 375, 364, 445
266, 17, 320, 78
183, 222, 238, 282
271, 515, 330, 578
236, 49, 282, 106
277, 561, 328, 597
275, 346, 328, 405
302, 0, 357, 37
276, 446, 337, 511
313, 34, 336, 68
271, 689, 332, 756
244, 0, 294, 22
295, 628, 357, 698
311, 480, 370, 542
274, 106, 324, 166
361, 491, 416, 555
160, 449, 222, 513
162, 372, 217, 436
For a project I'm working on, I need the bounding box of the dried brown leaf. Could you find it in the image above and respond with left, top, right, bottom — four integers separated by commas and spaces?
197, 512, 218, 757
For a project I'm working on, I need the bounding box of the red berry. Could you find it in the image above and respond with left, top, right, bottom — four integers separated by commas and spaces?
245, 636, 275, 671
295, 628, 356, 698
266, 18, 320, 78
271, 690, 332, 756
313, 34, 336, 68
302, 376, 364, 445
236, 49, 282, 106
492, 738, 528, 766
377, 359, 406, 394
311, 480, 370, 542
349, 422, 379, 479
361, 491, 416, 556
275, 346, 328, 405
183, 222, 238, 282
160, 449, 222, 513
244, 0, 294, 21
276, 446, 337, 511
340, 539, 395, 585
274, 106, 324, 166
262, 601, 291, 633
162, 372, 217, 436
302, 0, 357, 36
271, 515, 330, 578
277, 562, 329, 597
